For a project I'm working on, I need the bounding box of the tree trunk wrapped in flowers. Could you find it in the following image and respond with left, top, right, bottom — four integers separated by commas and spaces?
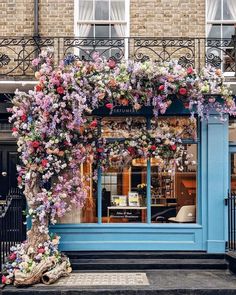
2, 49, 235, 286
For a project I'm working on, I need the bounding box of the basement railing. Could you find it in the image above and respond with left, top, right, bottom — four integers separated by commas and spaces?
0, 36, 236, 79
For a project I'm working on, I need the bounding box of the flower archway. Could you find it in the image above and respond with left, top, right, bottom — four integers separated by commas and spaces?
2, 49, 235, 286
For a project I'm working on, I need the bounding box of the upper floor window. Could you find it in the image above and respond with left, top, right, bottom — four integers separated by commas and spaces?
207, 0, 236, 38
76, 0, 128, 38
207, 0, 236, 75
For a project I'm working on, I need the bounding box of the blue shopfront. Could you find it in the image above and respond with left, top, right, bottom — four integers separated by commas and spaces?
48, 103, 231, 254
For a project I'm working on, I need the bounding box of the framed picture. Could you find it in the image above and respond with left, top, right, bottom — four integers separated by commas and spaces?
128, 192, 140, 207
111, 195, 127, 207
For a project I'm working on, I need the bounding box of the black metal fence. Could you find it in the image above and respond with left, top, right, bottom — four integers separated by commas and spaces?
227, 192, 236, 251
0, 36, 236, 79
0, 188, 26, 279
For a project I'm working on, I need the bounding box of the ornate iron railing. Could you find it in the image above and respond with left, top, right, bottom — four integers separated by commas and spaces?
0, 36, 236, 79
0, 188, 26, 280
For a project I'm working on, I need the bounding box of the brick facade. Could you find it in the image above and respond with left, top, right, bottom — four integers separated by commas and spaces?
130, 0, 205, 37
0, 0, 205, 37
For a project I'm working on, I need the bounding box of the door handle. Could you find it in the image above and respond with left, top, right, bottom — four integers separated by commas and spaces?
1, 172, 7, 177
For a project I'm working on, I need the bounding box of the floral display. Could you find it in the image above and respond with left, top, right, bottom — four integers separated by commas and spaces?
2, 235, 71, 285
5, 49, 235, 286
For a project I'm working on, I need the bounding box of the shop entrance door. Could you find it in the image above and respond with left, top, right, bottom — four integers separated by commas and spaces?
0, 144, 18, 199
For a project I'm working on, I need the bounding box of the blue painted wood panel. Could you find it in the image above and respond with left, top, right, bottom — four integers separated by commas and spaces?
50, 114, 229, 253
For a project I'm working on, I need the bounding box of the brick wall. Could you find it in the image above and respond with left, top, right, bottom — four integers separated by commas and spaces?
130, 0, 206, 37
39, 0, 74, 36
0, 0, 74, 37
0, 0, 34, 36
0, 0, 205, 37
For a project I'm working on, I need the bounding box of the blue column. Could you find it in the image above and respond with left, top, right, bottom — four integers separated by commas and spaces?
205, 115, 228, 253
146, 159, 151, 223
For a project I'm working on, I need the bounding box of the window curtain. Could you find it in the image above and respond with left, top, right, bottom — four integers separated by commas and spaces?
111, 1, 126, 37
207, 0, 220, 36
227, 0, 236, 20
78, 1, 93, 37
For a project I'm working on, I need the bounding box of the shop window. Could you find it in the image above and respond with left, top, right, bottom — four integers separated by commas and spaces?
102, 164, 147, 223
151, 144, 197, 224
229, 118, 236, 142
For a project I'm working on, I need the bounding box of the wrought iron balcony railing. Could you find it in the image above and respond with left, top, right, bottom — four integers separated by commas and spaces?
0, 36, 236, 79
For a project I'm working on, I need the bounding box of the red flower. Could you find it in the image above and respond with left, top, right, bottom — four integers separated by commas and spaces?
21, 114, 27, 122
32, 141, 40, 148
9, 253, 16, 261
57, 86, 64, 95
41, 159, 48, 167
108, 59, 116, 69
89, 120, 97, 128
183, 102, 190, 109
105, 103, 113, 109
127, 147, 135, 155
187, 67, 193, 75
97, 148, 104, 153
37, 248, 45, 254
2, 275, 7, 284
158, 85, 165, 91
170, 144, 177, 151
35, 85, 42, 92
179, 88, 187, 96
17, 176, 22, 184
12, 127, 18, 132
150, 145, 156, 151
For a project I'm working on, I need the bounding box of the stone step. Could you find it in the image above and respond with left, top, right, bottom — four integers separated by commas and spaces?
65, 251, 225, 260
69, 258, 228, 270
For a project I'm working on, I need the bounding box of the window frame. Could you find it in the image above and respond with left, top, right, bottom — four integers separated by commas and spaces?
206, 0, 236, 76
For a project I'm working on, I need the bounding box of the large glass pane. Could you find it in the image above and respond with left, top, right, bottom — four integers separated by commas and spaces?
223, 0, 236, 20
208, 24, 221, 38
101, 117, 146, 138
229, 119, 236, 141
223, 24, 235, 38
151, 144, 197, 224
110, 0, 125, 21
102, 163, 147, 223
95, 0, 109, 20
151, 117, 197, 140
207, 0, 221, 20
95, 24, 109, 37
58, 163, 98, 223
79, 0, 94, 20
231, 153, 236, 194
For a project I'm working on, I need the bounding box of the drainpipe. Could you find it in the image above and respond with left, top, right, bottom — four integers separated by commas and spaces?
34, 0, 39, 37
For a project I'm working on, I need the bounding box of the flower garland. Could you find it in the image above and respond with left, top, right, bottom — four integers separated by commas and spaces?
5, 49, 234, 285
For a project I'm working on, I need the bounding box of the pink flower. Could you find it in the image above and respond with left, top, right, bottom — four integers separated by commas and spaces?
9, 253, 16, 261
35, 85, 42, 92
187, 67, 193, 75
158, 85, 165, 91
37, 248, 45, 254
89, 120, 97, 128
105, 103, 113, 109
1, 275, 7, 284
108, 59, 116, 69
170, 144, 177, 151
12, 127, 18, 132
41, 159, 48, 167
31, 141, 40, 148
179, 88, 187, 96
21, 114, 27, 122
57, 86, 64, 95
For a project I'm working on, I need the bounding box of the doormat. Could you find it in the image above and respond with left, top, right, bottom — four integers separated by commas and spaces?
50, 272, 149, 286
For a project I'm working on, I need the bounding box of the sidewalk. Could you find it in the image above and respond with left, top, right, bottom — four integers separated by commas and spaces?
1, 269, 236, 295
